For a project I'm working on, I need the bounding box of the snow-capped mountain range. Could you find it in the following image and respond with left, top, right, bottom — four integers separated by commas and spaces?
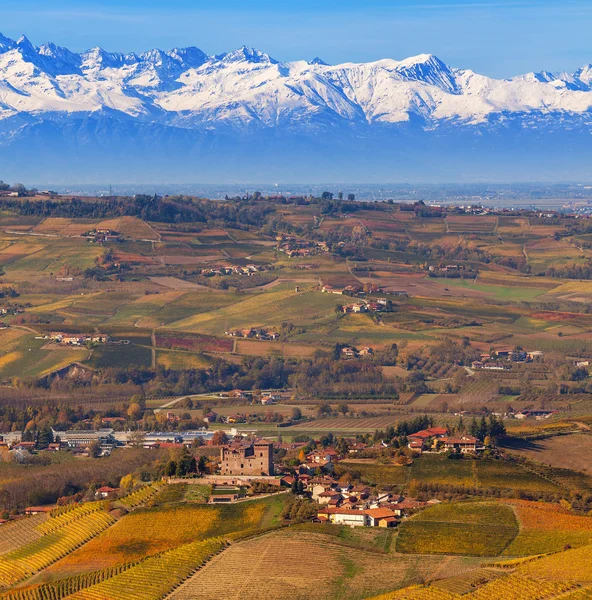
1, 32, 592, 182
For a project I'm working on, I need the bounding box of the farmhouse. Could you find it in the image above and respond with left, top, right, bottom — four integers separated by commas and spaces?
317, 507, 398, 527
407, 427, 448, 449
24, 506, 54, 515
439, 435, 479, 453
220, 439, 274, 476
514, 410, 556, 420
307, 448, 339, 464
95, 486, 118, 499
322, 285, 344, 294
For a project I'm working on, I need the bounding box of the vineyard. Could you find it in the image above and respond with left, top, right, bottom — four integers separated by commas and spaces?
147, 483, 189, 506
0, 511, 115, 588
0, 515, 46, 555
38, 502, 109, 535
467, 575, 577, 600
46, 495, 279, 576
155, 333, 232, 353
335, 462, 410, 489
502, 500, 592, 556
396, 502, 518, 556
372, 574, 585, 599
119, 484, 163, 509
372, 534, 592, 599
0, 561, 139, 600
65, 538, 225, 600
169, 529, 461, 600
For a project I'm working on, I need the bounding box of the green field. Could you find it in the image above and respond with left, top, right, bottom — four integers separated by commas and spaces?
396, 502, 518, 556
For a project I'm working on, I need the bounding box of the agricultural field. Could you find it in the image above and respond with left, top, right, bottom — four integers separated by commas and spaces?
45, 495, 285, 576
169, 529, 480, 600
396, 502, 518, 557
505, 433, 592, 475
372, 540, 592, 599
501, 500, 592, 556
0, 196, 591, 597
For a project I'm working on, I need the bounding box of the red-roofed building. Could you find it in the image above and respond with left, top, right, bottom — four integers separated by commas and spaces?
439, 436, 479, 453
24, 506, 53, 515
95, 486, 118, 499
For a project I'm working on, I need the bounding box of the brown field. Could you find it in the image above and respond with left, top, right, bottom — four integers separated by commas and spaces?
158, 255, 225, 265
382, 366, 411, 379
169, 530, 476, 600
149, 276, 212, 290
507, 433, 592, 474
446, 215, 498, 233
32, 218, 76, 234
235, 339, 318, 358
374, 273, 487, 299
290, 416, 402, 430
112, 251, 157, 264
116, 216, 160, 240
0, 514, 46, 554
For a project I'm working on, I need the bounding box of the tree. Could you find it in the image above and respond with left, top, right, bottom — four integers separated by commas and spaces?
128, 431, 146, 448
211, 431, 228, 446
127, 403, 142, 420
120, 474, 134, 494
291, 407, 302, 421
478, 416, 488, 441
198, 455, 209, 474
297, 448, 307, 463
321, 191, 333, 200
37, 427, 53, 449
129, 394, 146, 410
88, 440, 102, 458
347, 194, 355, 201
408, 478, 421, 497
165, 460, 177, 477
338, 403, 349, 416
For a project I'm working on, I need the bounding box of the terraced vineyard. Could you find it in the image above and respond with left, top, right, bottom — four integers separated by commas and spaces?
467, 574, 577, 600
169, 529, 475, 600
0, 562, 138, 600
119, 484, 163, 508
501, 500, 592, 556
0, 511, 115, 588
0, 515, 47, 555
65, 538, 225, 600
38, 502, 109, 535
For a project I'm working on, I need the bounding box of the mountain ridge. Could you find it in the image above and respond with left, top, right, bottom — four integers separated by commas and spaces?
1, 32, 592, 182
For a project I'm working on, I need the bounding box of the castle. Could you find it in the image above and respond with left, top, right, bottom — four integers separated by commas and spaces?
220, 439, 274, 476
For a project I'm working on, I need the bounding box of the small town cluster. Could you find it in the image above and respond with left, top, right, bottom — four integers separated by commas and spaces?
471, 347, 544, 371
0, 424, 489, 528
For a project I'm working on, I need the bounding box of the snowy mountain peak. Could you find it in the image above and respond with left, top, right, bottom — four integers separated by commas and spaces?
81, 46, 139, 70
393, 53, 459, 93
574, 64, 592, 84
1, 34, 592, 146
0, 32, 15, 53
166, 46, 209, 69
16, 35, 34, 50
37, 42, 82, 72
219, 45, 277, 64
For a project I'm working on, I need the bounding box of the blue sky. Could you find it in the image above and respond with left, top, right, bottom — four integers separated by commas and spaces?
2, 0, 592, 77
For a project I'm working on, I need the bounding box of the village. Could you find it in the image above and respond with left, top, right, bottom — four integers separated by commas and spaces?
43, 332, 112, 346
0, 423, 491, 528
471, 347, 544, 371
196, 263, 272, 277
276, 237, 329, 258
